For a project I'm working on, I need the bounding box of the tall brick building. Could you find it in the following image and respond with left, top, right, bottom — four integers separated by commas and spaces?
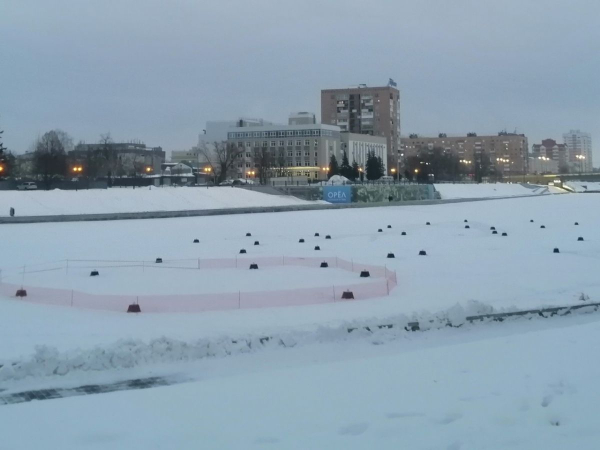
321, 83, 400, 172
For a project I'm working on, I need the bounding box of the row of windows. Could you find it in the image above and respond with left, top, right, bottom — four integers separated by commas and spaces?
239, 140, 319, 148
229, 129, 323, 139
237, 162, 318, 168
243, 152, 317, 158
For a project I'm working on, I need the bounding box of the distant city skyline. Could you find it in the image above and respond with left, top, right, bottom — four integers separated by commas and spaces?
1, 0, 598, 166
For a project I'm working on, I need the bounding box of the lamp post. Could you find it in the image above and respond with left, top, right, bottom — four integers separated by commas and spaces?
575, 154, 585, 175
391, 167, 397, 181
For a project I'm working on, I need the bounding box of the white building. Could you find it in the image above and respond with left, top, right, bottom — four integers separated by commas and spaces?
339, 133, 388, 173
563, 130, 593, 172
171, 118, 272, 166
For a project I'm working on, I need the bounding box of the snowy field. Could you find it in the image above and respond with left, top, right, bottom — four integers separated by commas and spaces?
1, 194, 599, 448
564, 181, 600, 193
433, 182, 553, 199
0, 186, 314, 217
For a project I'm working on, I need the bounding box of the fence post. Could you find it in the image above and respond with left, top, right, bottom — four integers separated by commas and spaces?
332, 285, 335, 302
71, 290, 74, 307
198, 258, 200, 269
386, 279, 389, 295
238, 291, 241, 309
351, 259, 354, 271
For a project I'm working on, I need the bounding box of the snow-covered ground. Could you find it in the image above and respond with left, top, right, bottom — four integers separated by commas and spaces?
564, 181, 600, 193
0, 186, 314, 217
434, 182, 552, 199
1, 312, 599, 449
1, 194, 599, 448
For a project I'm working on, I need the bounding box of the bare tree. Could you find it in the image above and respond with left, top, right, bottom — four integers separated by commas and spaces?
253, 146, 274, 184
33, 131, 68, 189
99, 132, 117, 185
198, 141, 243, 183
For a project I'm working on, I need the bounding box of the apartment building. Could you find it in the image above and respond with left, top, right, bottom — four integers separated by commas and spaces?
531, 139, 569, 173
401, 132, 529, 176
563, 130, 593, 172
321, 83, 400, 170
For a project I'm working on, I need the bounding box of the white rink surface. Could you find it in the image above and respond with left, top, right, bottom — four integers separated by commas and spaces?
1, 194, 599, 449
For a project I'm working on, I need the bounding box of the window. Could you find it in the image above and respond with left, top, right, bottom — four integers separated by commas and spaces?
288, 151, 293, 157
269, 132, 277, 137
279, 141, 285, 146
312, 130, 320, 136
262, 132, 268, 137
287, 131, 293, 136
263, 141, 268, 148
304, 162, 310, 166
287, 140, 293, 146
314, 140, 318, 147
296, 151, 301, 157
246, 152, 251, 158
270, 141, 276, 147
253, 132, 260, 137
278, 131, 285, 137
245, 132, 251, 138
304, 151, 310, 156
304, 140, 310, 146
246, 163, 250, 168
314, 152, 318, 157
245, 142, 251, 147
296, 140, 302, 146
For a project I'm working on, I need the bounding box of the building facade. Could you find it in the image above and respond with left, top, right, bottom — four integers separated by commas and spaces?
531, 139, 569, 173
321, 84, 400, 171
563, 130, 593, 172
288, 112, 316, 126
70, 142, 165, 176
401, 133, 529, 176
339, 133, 387, 173
171, 118, 271, 167
226, 123, 341, 180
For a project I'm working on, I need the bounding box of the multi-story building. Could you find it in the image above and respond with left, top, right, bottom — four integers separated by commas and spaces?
288, 112, 316, 126
563, 130, 593, 172
401, 132, 529, 176
531, 139, 569, 173
226, 122, 341, 180
339, 133, 387, 173
321, 83, 400, 171
171, 118, 271, 166
70, 142, 165, 176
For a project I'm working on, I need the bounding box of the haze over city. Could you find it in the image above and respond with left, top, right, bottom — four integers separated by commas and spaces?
1, 0, 598, 162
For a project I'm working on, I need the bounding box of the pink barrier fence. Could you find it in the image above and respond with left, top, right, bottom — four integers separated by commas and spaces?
0, 257, 397, 313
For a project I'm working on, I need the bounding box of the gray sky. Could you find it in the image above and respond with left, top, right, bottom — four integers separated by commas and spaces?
1, 0, 598, 164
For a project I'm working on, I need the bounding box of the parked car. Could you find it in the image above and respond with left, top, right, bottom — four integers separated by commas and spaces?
219, 179, 235, 186
17, 182, 38, 190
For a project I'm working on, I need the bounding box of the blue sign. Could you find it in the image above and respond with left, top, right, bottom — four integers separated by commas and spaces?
323, 186, 351, 204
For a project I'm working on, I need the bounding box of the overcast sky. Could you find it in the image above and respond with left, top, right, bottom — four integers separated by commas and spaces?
1, 0, 598, 163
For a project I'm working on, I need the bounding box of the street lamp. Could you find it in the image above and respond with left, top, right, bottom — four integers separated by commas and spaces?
145, 166, 153, 174
575, 154, 585, 175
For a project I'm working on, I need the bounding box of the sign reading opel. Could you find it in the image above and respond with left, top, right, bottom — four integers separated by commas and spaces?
323, 186, 351, 204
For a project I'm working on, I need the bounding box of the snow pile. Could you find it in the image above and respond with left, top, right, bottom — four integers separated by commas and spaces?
316, 175, 352, 185
564, 181, 600, 193
0, 299, 578, 383
434, 183, 551, 199
0, 186, 314, 217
